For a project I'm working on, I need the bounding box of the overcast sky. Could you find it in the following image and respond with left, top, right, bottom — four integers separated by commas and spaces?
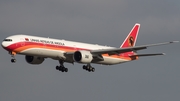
0, 0, 180, 101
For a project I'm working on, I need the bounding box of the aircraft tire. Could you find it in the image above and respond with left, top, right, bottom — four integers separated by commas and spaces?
65, 68, 68, 72
83, 65, 86, 69
92, 68, 95, 72
56, 66, 59, 70
11, 59, 16, 63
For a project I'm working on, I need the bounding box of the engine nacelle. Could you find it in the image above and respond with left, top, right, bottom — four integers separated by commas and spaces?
25, 55, 44, 64
73, 50, 93, 63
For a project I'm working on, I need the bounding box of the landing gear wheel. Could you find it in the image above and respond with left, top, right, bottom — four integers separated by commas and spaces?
61, 67, 66, 72
83, 65, 86, 69
92, 68, 95, 72
82, 64, 95, 72
55, 60, 69, 73
89, 67, 93, 72
86, 66, 90, 70
56, 66, 59, 70
65, 68, 68, 72
11, 59, 16, 63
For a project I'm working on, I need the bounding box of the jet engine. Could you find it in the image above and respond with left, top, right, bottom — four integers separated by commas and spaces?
73, 50, 93, 63
25, 55, 44, 64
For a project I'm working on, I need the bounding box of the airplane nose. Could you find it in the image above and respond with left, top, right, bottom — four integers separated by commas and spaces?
1, 41, 7, 48
1, 42, 5, 47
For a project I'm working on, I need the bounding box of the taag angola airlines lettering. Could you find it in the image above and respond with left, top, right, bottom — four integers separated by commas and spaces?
29, 38, 65, 46
1, 23, 178, 73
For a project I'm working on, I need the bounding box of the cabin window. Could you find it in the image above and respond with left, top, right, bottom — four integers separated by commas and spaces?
3, 39, 12, 41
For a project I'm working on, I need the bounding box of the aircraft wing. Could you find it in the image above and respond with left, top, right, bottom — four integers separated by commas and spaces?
90, 41, 178, 55
65, 41, 178, 57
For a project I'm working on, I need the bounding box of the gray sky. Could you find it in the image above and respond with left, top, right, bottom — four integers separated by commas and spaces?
0, 0, 180, 101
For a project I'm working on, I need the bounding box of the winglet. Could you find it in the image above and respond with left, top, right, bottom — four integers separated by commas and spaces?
162, 53, 166, 55
170, 41, 179, 43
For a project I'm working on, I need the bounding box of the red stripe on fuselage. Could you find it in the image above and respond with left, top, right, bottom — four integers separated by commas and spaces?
6, 41, 88, 52
5, 41, 137, 60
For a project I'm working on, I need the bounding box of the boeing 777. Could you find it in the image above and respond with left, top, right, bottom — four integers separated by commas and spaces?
1, 23, 178, 72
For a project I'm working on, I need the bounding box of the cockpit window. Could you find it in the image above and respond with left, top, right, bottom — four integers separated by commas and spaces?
3, 39, 12, 41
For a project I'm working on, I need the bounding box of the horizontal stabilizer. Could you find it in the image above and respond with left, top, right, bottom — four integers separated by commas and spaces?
130, 53, 165, 57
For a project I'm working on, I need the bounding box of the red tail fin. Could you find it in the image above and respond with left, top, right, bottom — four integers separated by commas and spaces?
120, 23, 140, 56
120, 23, 140, 48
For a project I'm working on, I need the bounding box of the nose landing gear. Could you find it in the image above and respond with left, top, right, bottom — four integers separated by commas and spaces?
9, 51, 16, 63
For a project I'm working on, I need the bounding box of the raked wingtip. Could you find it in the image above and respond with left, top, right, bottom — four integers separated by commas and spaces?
162, 53, 166, 55
171, 41, 179, 43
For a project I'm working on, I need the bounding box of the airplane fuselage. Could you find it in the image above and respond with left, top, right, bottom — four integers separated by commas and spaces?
2, 35, 132, 65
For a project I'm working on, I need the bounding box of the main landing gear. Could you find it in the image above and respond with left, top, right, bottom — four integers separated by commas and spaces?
55, 61, 95, 72
82, 64, 95, 72
56, 60, 68, 72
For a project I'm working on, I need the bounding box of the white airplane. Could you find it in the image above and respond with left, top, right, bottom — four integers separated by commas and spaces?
1, 23, 178, 72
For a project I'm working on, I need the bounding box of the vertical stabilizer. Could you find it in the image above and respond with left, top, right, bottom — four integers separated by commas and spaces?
120, 23, 140, 56
120, 23, 140, 48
